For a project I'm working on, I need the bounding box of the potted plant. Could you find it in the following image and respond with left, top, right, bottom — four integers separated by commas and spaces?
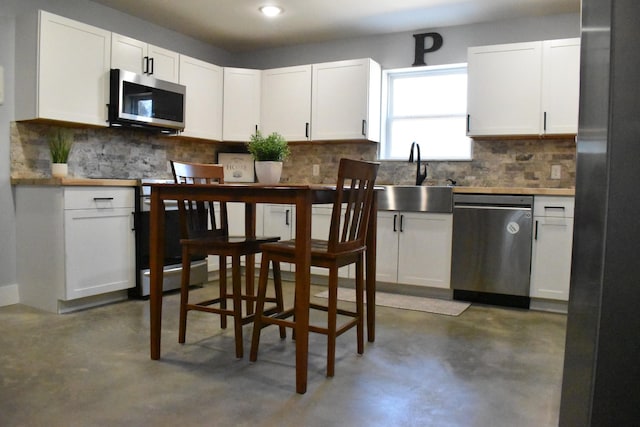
247, 131, 290, 184
49, 128, 74, 178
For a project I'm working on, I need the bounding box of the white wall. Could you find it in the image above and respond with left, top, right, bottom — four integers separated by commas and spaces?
0, 0, 231, 307
0, 16, 19, 305
0, 2, 581, 307
3, 0, 231, 64
231, 13, 580, 70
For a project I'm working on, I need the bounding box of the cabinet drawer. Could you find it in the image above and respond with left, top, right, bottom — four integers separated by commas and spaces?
534, 196, 574, 218
64, 187, 134, 210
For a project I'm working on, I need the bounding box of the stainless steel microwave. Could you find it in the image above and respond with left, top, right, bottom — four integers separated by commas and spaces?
108, 69, 186, 134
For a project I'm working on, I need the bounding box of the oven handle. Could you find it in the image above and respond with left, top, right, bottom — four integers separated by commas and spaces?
143, 199, 180, 209
142, 259, 208, 276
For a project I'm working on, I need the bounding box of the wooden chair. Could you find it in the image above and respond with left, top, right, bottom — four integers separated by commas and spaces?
250, 158, 379, 376
171, 160, 285, 358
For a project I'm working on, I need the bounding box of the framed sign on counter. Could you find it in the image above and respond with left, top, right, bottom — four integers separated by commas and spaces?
217, 153, 255, 183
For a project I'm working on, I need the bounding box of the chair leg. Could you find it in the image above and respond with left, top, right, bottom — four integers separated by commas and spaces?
250, 254, 271, 362
231, 255, 244, 358
291, 264, 297, 341
326, 266, 339, 377
178, 247, 191, 344
219, 255, 227, 329
355, 254, 365, 355
272, 261, 286, 339
245, 255, 255, 316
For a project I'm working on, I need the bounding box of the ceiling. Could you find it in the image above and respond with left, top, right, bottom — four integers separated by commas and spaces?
90, 0, 580, 53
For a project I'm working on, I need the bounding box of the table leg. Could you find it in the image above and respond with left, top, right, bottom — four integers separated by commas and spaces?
366, 193, 378, 343
245, 203, 257, 315
150, 190, 165, 360
294, 192, 312, 394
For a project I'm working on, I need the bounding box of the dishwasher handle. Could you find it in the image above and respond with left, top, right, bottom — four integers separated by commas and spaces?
454, 204, 532, 212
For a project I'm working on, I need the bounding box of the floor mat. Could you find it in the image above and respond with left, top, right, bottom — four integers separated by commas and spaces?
314, 289, 470, 316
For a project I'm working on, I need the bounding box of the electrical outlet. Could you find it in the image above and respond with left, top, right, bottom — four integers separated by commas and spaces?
551, 164, 562, 180
312, 164, 320, 176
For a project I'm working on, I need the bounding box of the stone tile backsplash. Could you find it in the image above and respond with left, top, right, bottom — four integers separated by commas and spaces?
10, 122, 576, 188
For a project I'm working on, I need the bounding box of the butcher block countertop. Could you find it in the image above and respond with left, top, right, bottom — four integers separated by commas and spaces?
10, 178, 575, 196
11, 177, 139, 187
453, 186, 575, 196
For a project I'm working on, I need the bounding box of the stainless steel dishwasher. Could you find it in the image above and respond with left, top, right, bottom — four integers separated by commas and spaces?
451, 194, 533, 308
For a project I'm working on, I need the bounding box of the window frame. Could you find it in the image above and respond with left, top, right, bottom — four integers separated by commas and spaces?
380, 63, 472, 161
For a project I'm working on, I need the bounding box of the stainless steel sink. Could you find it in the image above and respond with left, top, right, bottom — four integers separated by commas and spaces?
377, 185, 453, 213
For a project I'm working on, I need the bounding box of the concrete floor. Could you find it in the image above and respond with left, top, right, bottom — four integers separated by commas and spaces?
0, 281, 566, 427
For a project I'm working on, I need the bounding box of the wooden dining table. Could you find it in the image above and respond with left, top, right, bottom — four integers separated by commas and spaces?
148, 183, 378, 394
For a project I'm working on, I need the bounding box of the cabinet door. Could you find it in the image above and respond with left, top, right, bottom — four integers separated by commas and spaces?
111, 33, 147, 75
147, 44, 180, 83
263, 204, 295, 271
261, 65, 312, 141
397, 213, 453, 288
312, 58, 381, 141
64, 208, 135, 300
208, 203, 264, 270
311, 205, 349, 277
111, 34, 179, 82
467, 42, 542, 136
179, 55, 223, 140
542, 38, 581, 134
37, 11, 111, 126
530, 217, 574, 301
375, 211, 400, 283
223, 68, 261, 141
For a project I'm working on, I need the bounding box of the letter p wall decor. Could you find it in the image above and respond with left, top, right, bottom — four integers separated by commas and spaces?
413, 32, 443, 66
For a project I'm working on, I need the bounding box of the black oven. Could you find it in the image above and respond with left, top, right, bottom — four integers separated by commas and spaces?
129, 179, 208, 298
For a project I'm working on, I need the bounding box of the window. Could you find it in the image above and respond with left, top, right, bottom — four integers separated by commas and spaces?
380, 64, 472, 161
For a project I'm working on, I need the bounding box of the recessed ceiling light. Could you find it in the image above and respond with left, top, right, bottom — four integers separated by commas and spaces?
260, 5, 283, 17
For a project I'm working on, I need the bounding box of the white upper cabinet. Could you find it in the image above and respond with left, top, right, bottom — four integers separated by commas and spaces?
467, 38, 580, 137
15, 10, 111, 126
261, 65, 312, 141
541, 38, 581, 134
111, 33, 179, 83
311, 58, 381, 142
179, 55, 223, 141
223, 67, 261, 141
467, 41, 542, 136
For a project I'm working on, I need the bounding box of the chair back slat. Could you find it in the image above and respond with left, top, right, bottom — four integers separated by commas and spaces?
328, 159, 379, 253
170, 161, 228, 239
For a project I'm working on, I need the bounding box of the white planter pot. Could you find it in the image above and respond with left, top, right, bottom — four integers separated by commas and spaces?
254, 161, 283, 184
51, 163, 68, 178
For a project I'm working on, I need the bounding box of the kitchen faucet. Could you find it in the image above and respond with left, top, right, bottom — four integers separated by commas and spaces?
409, 142, 428, 186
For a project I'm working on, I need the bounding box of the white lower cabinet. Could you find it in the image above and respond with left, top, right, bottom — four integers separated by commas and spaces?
376, 211, 453, 288
16, 186, 135, 313
208, 202, 265, 271
530, 196, 575, 301
311, 205, 349, 278
260, 204, 349, 277
262, 204, 296, 272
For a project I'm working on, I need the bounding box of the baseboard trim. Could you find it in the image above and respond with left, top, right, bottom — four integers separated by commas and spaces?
0, 284, 20, 307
